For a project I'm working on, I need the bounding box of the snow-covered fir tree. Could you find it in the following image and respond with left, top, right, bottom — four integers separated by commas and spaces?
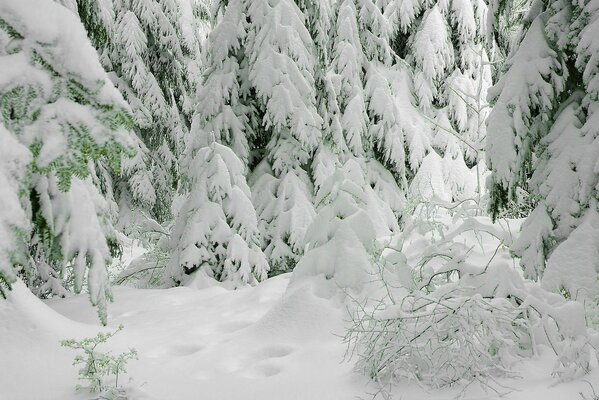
320, 0, 433, 211
246, 0, 324, 275
389, 0, 492, 192
293, 0, 412, 281
191, 0, 323, 275
294, 161, 378, 290
0, 0, 134, 323
167, 140, 268, 286
191, 0, 436, 275
190, 0, 254, 170
72, 0, 208, 222
296, 157, 402, 287
487, 0, 599, 297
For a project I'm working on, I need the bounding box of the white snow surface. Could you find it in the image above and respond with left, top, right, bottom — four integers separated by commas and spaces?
1, 273, 597, 399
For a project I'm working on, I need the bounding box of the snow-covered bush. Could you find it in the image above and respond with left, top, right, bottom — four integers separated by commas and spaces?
107, 219, 171, 290
113, 246, 170, 289
346, 200, 598, 391
61, 325, 137, 399
580, 381, 599, 400
349, 291, 524, 389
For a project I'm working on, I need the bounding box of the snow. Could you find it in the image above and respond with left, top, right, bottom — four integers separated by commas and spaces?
3, 0, 599, 398
2, 272, 598, 400
1, 275, 355, 400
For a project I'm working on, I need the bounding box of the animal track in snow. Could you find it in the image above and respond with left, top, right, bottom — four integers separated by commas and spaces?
242, 362, 282, 378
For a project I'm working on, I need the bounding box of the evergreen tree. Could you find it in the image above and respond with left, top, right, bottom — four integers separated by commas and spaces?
332, 0, 366, 158
487, 0, 599, 295
193, 0, 431, 275
0, 0, 134, 323
73, 0, 207, 222
189, 0, 254, 170
389, 0, 492, 172
294, 162, 376, 290
167, 141, 268, 286
486, 0, 531, 66
295, 159, 399, 289
248, 0, 325, 275
297, 0, 410, 273
323, 0, 431, 202
251, 164, 317, 276
191, 0, 323, 275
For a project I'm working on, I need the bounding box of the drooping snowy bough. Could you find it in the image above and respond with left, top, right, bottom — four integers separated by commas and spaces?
0, 0, 134, 323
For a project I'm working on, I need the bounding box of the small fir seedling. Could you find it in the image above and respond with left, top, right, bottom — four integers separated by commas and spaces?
61, 325, 137, 399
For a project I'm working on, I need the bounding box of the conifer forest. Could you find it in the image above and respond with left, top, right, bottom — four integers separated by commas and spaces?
1, 0, 599, 398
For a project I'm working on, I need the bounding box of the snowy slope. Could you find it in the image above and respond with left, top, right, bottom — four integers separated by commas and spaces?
1, 275, 597, 399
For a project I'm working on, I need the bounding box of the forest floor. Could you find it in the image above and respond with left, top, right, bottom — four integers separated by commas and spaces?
1, 270, 598, 399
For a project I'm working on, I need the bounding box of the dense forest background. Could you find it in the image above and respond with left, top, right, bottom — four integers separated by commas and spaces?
1, 0, 599, 397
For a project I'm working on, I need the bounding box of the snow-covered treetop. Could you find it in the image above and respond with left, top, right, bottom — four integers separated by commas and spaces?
247, 0, 323, 173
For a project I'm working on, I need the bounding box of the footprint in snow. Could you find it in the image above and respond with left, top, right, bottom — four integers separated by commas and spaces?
256, 344, 293, 360
237, 345, 294, 378
241, 362, 282, 379
147, 343, 204, 358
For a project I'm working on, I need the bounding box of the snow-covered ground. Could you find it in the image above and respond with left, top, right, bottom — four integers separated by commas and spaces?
2, 273, 597, 400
